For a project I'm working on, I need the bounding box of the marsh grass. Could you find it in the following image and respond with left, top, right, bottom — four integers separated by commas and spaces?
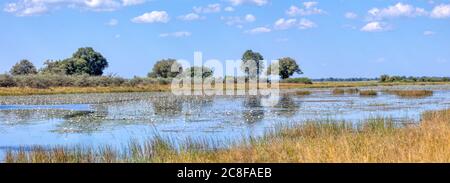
294, 91, 312, 96
384, 90, 433, 98
332, 88, 360, 95
5, 109, 450, 163
359, 90, 378, 96
0, 81, 448, 96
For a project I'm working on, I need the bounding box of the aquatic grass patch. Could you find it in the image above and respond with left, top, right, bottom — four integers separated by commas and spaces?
332, 88, 360, 95
384, 90, 433, 98
293, 91, 312, 96
359, 90, 378, 96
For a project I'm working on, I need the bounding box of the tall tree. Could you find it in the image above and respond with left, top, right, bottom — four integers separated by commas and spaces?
184, 66, 214, 78
267, 57, 303, 79
148, 59, 183, 78
40, 47, 108, 76
10, 59, 38, 75
70, 47, 109, 76
241, 50, 264, 79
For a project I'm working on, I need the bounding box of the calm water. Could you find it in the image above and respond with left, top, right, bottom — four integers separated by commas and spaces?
1, 85, 450, 159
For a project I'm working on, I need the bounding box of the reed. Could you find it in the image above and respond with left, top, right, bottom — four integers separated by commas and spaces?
294, 91, 312, 96
384, 90, 433, 98
359, 90, 378, 96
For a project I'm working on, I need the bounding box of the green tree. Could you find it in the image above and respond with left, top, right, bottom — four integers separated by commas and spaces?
241, 50, 264, 79
148, 59, 183, 78
70, 47, 108, 76
267, 57, 303, 79
40, 60, 67, 75
10, 59, 38, 75
184, 66, 214, 78
39, 47, 108, 76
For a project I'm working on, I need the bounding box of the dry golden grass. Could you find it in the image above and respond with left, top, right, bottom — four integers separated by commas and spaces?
359, 90, 378, 96
5, 109, 450, 163
384, 90, 433, 98
0, 85, 171, 96
294, 91, 312, 96
0, 81, 448, 96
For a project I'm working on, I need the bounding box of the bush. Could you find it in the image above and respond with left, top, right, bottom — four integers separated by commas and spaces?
281, 77, 313, 84
0, 74, 17, 87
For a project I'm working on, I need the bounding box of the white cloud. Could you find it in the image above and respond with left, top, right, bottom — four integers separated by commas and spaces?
132, 11, 170, 23
121, 0, 145, 6
224, 6, 235, 12
345, 12, 358, 19
430, 4, 450, 18
83, 0, 122, 11
228, 0, 268, 6
159, 31, 192, 38
274, 18, 298, 30
286, 2, 324, 16
4, 0, 144, 16
361, 21, 389, 32
221, 14, 256, 27
246, 27, 271, 34
193, 4, 221, 14
423, 30, 436, 36
303, 1, 318, 9
245, 14, 256, 22
298, 18, 316, 29
367, 3, 427, 20
106, 18, 119, 26
178, 13, 202, 21
274, 18, 316, 30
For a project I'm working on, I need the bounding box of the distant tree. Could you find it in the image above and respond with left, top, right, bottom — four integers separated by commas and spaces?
267, 57, 303, 79
69, 47, 108, 76
380, 75, 390, 82
184, 66, 214, 78
148, 59, 183, 78
10, 59, 37, 75
40, 60, 67, 75
241, 50, 264, 79
39, 47, 108, 76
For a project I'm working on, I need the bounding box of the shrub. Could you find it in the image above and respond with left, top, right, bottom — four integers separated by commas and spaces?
384, 90, 433, 98
281, 77, 313, 84
0, 74, 17, 87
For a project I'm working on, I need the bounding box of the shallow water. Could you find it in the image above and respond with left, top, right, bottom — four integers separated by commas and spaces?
1, 85, 450, 159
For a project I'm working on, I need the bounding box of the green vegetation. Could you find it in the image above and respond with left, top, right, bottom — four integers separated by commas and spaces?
5, 109, 450, 163
41, 47, 109, 76
380, 75, 450, 83
281, 77, 312, 84
10, 59, 38, 76
148, 59, 183, 78
241, 50, 264, 79
267, 57, 303, 79
184, 66, 214, 78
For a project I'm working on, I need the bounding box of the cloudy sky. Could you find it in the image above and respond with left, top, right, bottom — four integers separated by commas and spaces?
1, 0, 449, 78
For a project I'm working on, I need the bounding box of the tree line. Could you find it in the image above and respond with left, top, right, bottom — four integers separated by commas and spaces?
5, 48, 304, 81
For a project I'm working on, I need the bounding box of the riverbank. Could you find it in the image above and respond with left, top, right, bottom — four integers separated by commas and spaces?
5, 108, 450, 163
1, 81, 449, 96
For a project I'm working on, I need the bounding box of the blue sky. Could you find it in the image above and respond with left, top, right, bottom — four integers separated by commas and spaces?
1, 0, 449, 78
